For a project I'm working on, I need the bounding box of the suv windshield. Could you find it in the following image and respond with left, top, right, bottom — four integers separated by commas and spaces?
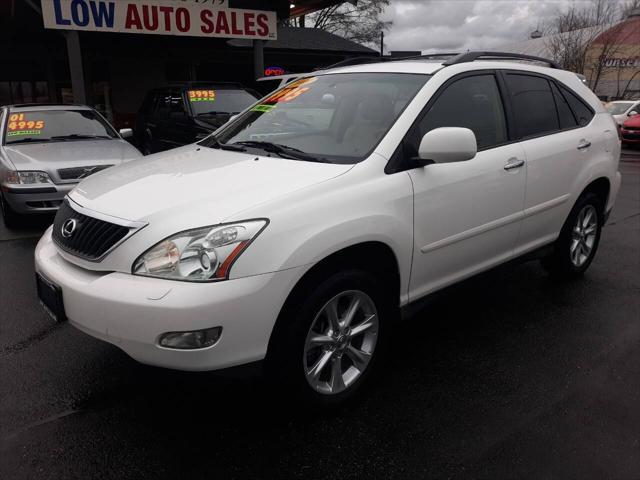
209, 73, 429, 164
188, 88, 258, 116
606, 102, 633, 115
4, 109, 117, 145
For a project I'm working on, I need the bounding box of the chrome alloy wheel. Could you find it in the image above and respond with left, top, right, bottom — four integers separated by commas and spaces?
303, 290, 379, 395
570, 204, 598, 267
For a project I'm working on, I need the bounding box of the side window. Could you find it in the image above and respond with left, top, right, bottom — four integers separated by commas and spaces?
505, 74, 559, 139
559, 86, 594, 126
550, 82, 577, 129
414, 74, 507, 150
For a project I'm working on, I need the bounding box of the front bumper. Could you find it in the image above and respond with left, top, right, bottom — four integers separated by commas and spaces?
2, 183, 75, 214
35, 227, 305, 371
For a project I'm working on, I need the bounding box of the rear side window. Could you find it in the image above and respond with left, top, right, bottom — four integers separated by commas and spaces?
559, 85, 594, 126
550, 82, 577, 129
415, 74, 507, 150
505, 74, 559, 139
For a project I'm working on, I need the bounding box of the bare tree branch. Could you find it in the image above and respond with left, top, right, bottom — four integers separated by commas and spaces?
285, 0, 391, 48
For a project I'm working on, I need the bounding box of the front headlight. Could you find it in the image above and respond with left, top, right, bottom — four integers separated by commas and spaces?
5, 171, 53, 185
132, 219, 268, 282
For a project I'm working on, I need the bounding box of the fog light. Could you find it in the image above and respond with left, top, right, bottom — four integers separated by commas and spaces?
159, 326, 222, 350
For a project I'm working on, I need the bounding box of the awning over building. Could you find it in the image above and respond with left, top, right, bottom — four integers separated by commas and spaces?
228, 27, 376, 55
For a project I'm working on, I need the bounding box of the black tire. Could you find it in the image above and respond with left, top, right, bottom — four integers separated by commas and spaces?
541, 192, 604, 277
266, 269, 393, 407
0, 193, 21, 229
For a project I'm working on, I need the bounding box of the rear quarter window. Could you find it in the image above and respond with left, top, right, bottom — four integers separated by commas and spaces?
559, 85, 594, 126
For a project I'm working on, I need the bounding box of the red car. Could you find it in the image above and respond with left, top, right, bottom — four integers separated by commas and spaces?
620, 114, 640, 146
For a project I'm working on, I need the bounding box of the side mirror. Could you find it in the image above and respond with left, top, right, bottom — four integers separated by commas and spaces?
119, 128, 133, 139
628, 110, 638, 117
416, 127, 477, 166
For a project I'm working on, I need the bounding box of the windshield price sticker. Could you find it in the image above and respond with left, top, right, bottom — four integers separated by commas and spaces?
263, 77, 317, 104
189, 90, 216, 102
251, 104, 276, 113
251, 77, 317, 113
7, 113, 45, 136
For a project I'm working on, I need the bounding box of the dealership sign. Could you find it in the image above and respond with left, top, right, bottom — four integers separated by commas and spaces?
602, 57, 640, 68
41, 0, 277, 40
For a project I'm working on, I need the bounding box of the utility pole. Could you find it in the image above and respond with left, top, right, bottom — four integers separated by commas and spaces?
380, 31, 384, 58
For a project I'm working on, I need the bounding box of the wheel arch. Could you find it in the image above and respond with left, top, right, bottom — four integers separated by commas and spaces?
580, 177, 610, 212
265, 241, 402, 360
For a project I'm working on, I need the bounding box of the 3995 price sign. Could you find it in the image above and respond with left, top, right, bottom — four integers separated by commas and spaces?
188, 90, 216, 102
7, 113, 45, 137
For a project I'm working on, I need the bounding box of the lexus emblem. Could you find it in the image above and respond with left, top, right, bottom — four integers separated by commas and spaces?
61, 219, 78, 238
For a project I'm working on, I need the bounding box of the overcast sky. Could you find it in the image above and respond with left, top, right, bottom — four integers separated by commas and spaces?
380, 0, 621, 53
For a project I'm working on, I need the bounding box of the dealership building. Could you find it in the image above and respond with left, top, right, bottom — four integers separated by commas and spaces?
0, 0, 376, 128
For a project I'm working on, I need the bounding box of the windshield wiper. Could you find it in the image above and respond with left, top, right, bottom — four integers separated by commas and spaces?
203, 137, 247, 152
5, 138, 51, 145
232, 141, 330, 163
51, 134, 113, 141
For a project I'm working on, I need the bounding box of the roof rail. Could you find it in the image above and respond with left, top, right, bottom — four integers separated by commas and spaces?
442, 51, 561, 69
319, 53, 459, 71
390, 53, 460, 61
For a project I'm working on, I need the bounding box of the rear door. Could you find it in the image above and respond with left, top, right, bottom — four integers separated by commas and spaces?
501, 71, 596, 255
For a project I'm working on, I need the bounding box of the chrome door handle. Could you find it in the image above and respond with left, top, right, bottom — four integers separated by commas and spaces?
577, 139, 591, 150
504, 158, 525, 171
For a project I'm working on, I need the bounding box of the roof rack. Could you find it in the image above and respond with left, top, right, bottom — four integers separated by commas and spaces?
317, 51, 561, 72
319, 53, 459, 71
442, 51, 561, 69
390, 53, 460, 61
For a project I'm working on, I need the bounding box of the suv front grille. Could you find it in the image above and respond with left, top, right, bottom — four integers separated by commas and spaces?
52, 202, 130, 261
58, 165, 113, 181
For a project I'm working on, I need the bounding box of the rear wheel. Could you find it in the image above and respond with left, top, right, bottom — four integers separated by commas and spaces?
267, 269, 392, 406
0, 193, 21, 229
541, 192, 603, 277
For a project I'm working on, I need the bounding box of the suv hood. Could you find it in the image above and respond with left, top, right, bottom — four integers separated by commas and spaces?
69, 145, 353, 225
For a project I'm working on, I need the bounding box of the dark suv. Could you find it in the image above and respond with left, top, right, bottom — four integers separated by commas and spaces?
135, 83, 260, 154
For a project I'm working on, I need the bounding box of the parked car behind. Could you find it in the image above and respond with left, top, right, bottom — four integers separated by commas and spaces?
620, 113, 640, 146
135, 83, 260, 154
0, 104, 141, 228
605, 100, 640, 125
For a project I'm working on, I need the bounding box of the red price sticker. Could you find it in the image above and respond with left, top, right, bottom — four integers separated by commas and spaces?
188, 90, 216, 102
7, 113, 45, 136
264, 77, 317, 104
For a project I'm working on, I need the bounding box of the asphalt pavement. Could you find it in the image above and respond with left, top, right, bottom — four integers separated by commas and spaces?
1, 153, 639, 479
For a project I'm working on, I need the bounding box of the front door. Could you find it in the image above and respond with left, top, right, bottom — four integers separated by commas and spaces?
405, 72, 527, 300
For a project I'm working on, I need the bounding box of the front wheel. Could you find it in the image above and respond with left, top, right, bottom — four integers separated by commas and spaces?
267, 269, 392, 406
541, 192, 604, 277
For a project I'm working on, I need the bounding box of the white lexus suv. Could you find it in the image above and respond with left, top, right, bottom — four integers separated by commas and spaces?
35, 52, 621, 405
